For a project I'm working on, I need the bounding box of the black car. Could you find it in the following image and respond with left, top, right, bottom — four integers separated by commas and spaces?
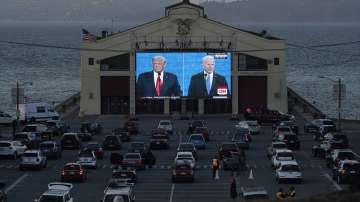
85, 142, 104, 159
171, 161, 194, 183
222, 152, 245, 171
332, 160, 360, 184
278, 121, 298, 135
332, 134, 349, 148
150, 134, 169, 150
113, 128, 131, 142
276, 133, 300, 150
187, 120, 204, 134
40, 141, 62, 159
112, 168, 137, 183
61, 133, 81, 150
0, 182, 6, 202
218, 142, 240, 159
102, 135, 122, 150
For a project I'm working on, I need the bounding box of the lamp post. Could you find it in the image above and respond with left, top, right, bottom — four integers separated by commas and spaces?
13, 81, 33, 131
318, 76, 343, 131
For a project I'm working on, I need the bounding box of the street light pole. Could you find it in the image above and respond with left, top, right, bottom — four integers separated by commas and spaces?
16, 80, 19, 130
338, 78, 342, 132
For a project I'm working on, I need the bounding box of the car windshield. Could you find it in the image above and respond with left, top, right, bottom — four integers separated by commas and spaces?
278, 127, 291, 132
40, 143, 54, 149
244, 194, 268, 200
0, 142, 11, 147
190, 135, 203, 140
79, 152, 93, 158
281, 165, 300, 171
104, 195, 129, 202
23, 153, 38, 157
125, 154, 140, 159
160, 122, 170, 125
39, 195, 64, 202
178, 154, 192, 159
338, 152, 355, 160
64, 164, 80, 171
277, 152, 294, 159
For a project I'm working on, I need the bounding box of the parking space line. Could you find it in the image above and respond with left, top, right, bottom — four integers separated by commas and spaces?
4, 174, 29, 194
323, 173, 342, 191
169, 184, 175, 202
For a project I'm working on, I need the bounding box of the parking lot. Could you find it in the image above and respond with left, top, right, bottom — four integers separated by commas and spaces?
1, 113, 360, 202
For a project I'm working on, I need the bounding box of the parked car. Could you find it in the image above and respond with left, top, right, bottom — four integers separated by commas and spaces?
77, 149, 97, 168
245, 108, 294, 124
22, 124, 48, 133
61, 133, 81, 150
45, 119, 68, 136
61, 163, 87, 182
324, 133, 349, 148
112, 168, 137, 183
128, 142, 146, 154
177, 143, 197, 159
102, 135, 122, 150
193, 127, 210, 141
271, 149, 295, 168
304, 119, 336, 133
40, 141, 62, 159
188, 134, 206, 150
319, 125, 337, 137
13, 132, 33, 146
332, 160, 360, 184
236, 120, 261, 135
171, 160, 195, 183
85, 142, 104, 159
312, 140, 346, 158
266, 141, 288, 158
157, 120, 173, 134
0, 182, 6, 202
231, 130, 250, 150
233, 127, 252, 142
19, 150, 47, 170
275, 160, 302, 184
35, 182, 73, 202
240, 186, 269, 200
0, 140, 26, 159
222, 151, 244, 171
278, 121, 298, 135
273, 126, 293, 138
80, 122, 102, 135
122, 153, 145, 170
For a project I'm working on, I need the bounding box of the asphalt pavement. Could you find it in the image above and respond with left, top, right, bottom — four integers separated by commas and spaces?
1, 114, 359, 202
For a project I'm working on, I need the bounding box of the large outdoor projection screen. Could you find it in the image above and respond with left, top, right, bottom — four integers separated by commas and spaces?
136, 52, 231, 98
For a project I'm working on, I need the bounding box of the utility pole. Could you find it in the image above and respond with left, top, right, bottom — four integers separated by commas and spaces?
338, 78, 342, 132
16, 80, 19, 126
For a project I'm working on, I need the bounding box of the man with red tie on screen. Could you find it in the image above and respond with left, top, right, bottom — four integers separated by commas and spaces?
136, 56, 181, 97
188, 55, 229, 97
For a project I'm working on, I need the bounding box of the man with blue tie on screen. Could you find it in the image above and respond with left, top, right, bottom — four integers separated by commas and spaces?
188, 55, 229, 97
136, 56, 181, 97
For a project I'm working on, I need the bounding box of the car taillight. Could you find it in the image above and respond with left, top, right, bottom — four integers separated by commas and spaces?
341, 170, 347, 175
61, 171, 65, 175
79, 170, 84, 175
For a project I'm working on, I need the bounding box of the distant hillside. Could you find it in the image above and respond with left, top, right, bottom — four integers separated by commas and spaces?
0, 0, 359, 22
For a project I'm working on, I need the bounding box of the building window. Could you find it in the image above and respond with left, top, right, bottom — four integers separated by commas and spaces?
274, 57, 280, 65
88, 58, 94, 66
238, 54, 268, 71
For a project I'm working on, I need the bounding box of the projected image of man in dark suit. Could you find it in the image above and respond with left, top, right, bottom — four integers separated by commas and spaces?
136, 56, 181, 97
188, 55, 229, 97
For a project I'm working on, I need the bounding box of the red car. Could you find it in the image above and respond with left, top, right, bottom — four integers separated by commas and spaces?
61, 163, 87, 182
122, 153, 145, 170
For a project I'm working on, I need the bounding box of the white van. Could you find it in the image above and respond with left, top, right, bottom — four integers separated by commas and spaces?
19, 102, 59, 122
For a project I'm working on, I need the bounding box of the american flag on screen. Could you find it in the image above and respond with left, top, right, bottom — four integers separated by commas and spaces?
82, 29, 96, 42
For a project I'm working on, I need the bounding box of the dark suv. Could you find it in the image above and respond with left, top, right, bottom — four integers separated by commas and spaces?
40, 141, 62, 159
276, 133, 300, 150
61, 133, 81, 149
102, 135, 122, 150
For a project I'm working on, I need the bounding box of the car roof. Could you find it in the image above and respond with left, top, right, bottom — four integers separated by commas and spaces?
274, 149, 293, 153
177, 151, 193, 156
43, 189, 68, 196
272, 141, 286, 145
279, 160, 298, 166
340, 159, 360, 164
24, 150, 40, 154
